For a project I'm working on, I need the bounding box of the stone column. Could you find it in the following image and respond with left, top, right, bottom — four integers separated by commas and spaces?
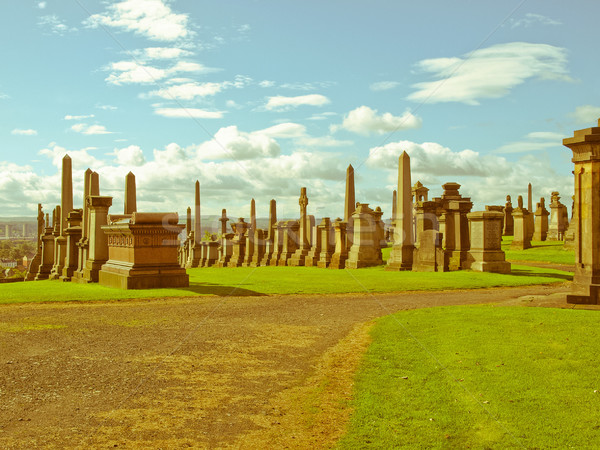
243, 199, 256, 266
260, 199, 277, 266
526, 183, 534, 241
186, 181, 202, 268
547, 192, 567, 241
289, 188, 310, 266
466, 211, 510, 273
503, 195, 514, 236
59, 209, 83, 281
34, 220, 55, 280
228, 218, 248, 267
388, 189, 397, 244
269, 222, 284, 266
74, 171, 99, 282
564, 120, 600, 304
344, 165, 355, 249
124, 171, 137, 215
277, 220, 299, 266
511, 196, 531, 250
329, 219, 348, 269
317, 218, 334, 268
387, 151, 414, 270
49, 155, 73, 279
81, 196, 113, 283
533, 198, 550, 241
346, 204, 383, 268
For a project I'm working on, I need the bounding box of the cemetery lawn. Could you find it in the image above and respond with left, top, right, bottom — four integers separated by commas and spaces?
338, 305, 600, 449
0, 264, 571, 304
502, 236, 575, 265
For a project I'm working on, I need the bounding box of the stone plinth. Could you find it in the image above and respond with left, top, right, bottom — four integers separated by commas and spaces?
466, 211, 510, 273
35, 227, 55, 280
249, 229, 266, 267
511, 197, 531, 250
227, 219, 248, 267
346, 204, 383, 269
316, 218, 334, 268
277, 220, 299, 266
564, 120, 600, 304
59, 210, 83, 281
203, 241, 219, 267
99, 212, 188, 289
217, 234, 234, 267
412, 230, 446, 272
533, 198, 550, 241
503, 196, 514, 236
547, 192, 568, 241
329, 219, 348, 269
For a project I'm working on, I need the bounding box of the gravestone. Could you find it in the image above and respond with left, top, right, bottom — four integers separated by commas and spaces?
345, 203, 383, 269
511, 195, 532, 250
533, 197, 550, 241
503, 195, 514, 236
387, 152, 414, 270
466, 211, 510, 273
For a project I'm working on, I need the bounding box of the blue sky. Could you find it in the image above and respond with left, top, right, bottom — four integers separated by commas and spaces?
1, 0, 598, 220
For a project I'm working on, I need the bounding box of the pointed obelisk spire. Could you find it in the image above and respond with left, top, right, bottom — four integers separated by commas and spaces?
344, 164, 355, 222
527, 183, 533, 212
61, 154, 73, 234
392, 189, 397, 221
267, 199, 277, 240
193, 180, 201, 244
250, 198, 256, 230
124, 171, 137, 215
186, 206, 192, 235
386, 151, 414, 271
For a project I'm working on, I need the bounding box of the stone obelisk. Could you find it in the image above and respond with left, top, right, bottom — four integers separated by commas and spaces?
125, 171, 136, 215
50, 155, 74, 279
386, 151, 414, 270
344, 164, 355, 249
186, 180, 202, 268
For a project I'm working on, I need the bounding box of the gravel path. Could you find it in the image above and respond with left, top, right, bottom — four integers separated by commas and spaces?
0, 283, 572, 448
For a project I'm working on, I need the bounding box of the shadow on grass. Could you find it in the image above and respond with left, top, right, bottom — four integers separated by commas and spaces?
510, 268, 573, 281
178, 282, 267, 297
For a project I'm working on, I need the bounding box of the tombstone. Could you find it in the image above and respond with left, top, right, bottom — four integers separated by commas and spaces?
533, 197, 550, 241
387, 152, 414, 271
316, 218, 335, 268
99, 212, 188, 289
374, 206, 386, 256
289, 188, 311, 266
59, 209, 83, 281
434, 182, 472, 271
526, 183, 535, 242
563, 195, 576, 249
278, 220, 300, 266
77, 196, 113, 283
329, 219, 348, 269
412, 230, 446, 272
34, 212, 55, 280
260, 200, 277, 266
203, 239, 219, 267
269, 222, 284, 266
249, 228, 266, 267
345, 203, 384, 268
547, 192, 568, 241
228, 218, 248, 267
503, 195, 514, 236
388, 189, 397, 243
344, 165, 356, 250
306, 215, 315, 247
25, 204, 44, 281
49, 155, 74, 279
243, 199, 257, 267
511, 195, 531, 250
305, 217, 327, 267
564, 120, 600, 304
466, 211, 510, 273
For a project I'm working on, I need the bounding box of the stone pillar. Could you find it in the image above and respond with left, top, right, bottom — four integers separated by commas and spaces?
305, 217, 327, 267
59, 209, 83, 281
49, 155, 73, 279
329, 219, 348, 269
547, 192, 568, 241
344, 165, 356, 250
526, 183, 534, 242
511, 196, 531, 250
34, 219, 55, 280
533, 197, 550, 241
81, 196, 113, 283
466, 211, 510, 273
25, 204, 45, 281
503, 195, 514, 236
346, 204, 383, 268
316, 218, 334, 268
249, 229, 266, 267
228, 218, 248, 267
388, 189, 397, 244
278, 220, 299, 266
289, 188, 311, 266
73, 171, 99, 282
269, 222, 284, 266
387, 151, 414, 270
260, 199, 277, 266
124, 171, 137, 215
564, 120, 600, 304
243, 199, 257, 267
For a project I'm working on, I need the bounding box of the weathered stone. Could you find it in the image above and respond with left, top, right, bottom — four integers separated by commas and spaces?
412, 229, 446, 272
49, 155, 73, 280
387, 152, 414, 271
124, 171, 137, 215
228, 218, 248, 267
316, 218, 335, 268
278, 220, 299, 266
345, 165, 355, 250
533, 197, 550, 241
511, 195, 532, 250
346, 203, 383, 269
260, 200, 277, 266
466, 211, 510, 273
78, 196, 113, 283
564, 120, 600, 304
99, 212, 188, 289
503, 195, 514, 236
59, 209, 83, 281
329, 219, 348, 269
34, 212, 55, 280
289, 188, 311, 266
25, 204, 44, 281
547, 191, 569, 241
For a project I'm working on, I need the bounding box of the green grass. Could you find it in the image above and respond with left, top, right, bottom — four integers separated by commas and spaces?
339, 305, 600, 449
0, 264, 571, 304
502, 236, 574, 265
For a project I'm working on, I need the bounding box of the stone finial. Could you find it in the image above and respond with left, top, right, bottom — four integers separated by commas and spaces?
518, 195, 524, 209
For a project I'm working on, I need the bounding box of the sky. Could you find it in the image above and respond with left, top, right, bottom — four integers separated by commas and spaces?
1, 0, 598, 221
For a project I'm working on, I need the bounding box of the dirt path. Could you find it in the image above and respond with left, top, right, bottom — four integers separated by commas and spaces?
0, 284, 574, 448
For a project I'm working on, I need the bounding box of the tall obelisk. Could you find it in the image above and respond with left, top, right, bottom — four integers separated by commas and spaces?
125, 172, 137, 215
344, 164, 355, 250
49, 154, 74, 279
386, 151, 414, 270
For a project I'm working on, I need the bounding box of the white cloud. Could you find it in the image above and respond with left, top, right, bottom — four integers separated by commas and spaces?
105, 60, 213, 85
307, 112, 337, 121
96, 104, 118, 110
569, 105, 600, 125
259, 80, 275, 88
493, 131, 565, 154
112, 145, 146, 166
147, 81, 223, 100
509, 13, 561, 28
38, 2, 47, 9
408, 42, 572, 105
265, 94, 330, 111
85, 0, 190, 42
144, 47, 191, 59
258, 123, 307, 139
11, 129, 38, 136
333, 106, 422, 135
39, 143, 104, 170
64, 114, 95, 120
370, 81, 400, 91
70, 123, 113, 135
154, 107, 223, 119
194, 125, 280, 160
38, 14, 76, 35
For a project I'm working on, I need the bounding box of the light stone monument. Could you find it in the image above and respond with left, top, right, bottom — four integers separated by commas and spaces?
466, 211, 510, 273
547, 192, 568, 241
345, 203, 383, 268
533, 197, 550, 241
387, 151, 414, 271
511, 195, 532, 250
289, 188, 311, 266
